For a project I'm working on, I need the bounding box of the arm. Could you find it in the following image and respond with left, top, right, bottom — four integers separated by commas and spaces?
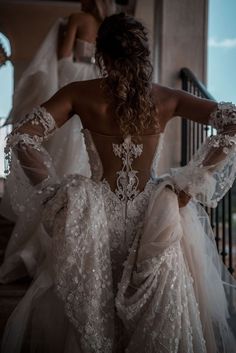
168, 89, 236, 207
174, 90, 236, 167
58, 13, 83, 59
5, 84, 75, 186
174, 89, 217, 125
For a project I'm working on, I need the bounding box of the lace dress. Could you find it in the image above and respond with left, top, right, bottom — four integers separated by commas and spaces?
0, 18, 98, 222
1, 104, 236, 353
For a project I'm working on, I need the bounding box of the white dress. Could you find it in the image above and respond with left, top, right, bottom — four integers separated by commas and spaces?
0, 18, 98, 280
0, 17, 98, 215
1, 103, 236, 352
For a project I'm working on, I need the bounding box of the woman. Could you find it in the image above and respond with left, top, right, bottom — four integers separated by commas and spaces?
57, 0, 116, 86
0, 0, 115, 282
5, 0, 115, 123
2, 13, 236, 353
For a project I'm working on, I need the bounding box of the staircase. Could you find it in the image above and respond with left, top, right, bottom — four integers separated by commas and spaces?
0, 213, 30, 343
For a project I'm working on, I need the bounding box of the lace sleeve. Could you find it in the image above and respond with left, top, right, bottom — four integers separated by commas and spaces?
4, 106, 59, 213
172, 102, 236, 207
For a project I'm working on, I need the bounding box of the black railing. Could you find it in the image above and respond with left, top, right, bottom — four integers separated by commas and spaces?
0, 117, 12, 178
180, 67, 235, 275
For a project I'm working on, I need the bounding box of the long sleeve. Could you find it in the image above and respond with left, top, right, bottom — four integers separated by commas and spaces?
4, 106, 59, 214
172, 102, 236, 207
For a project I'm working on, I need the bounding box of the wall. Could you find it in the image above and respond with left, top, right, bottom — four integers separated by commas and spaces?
0, 0, 208, 171
0, 1, 81, 84
135, 0, 155, 64
154, 0, 208, 172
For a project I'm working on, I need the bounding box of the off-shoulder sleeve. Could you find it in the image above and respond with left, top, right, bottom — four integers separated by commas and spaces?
172, 102, 236, 207
5, 106, 59, 214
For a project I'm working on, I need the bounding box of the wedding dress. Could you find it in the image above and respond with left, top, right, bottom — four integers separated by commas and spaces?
0, 18, 98, 280
1, 16, 97, 200
1, 103, 236, 352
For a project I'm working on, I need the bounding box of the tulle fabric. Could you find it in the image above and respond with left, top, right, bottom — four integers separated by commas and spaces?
6, 20, 60, 125
5, 18, 98, 125
1, 105, 236, 352
171, 102, 236, 207
116, 182, 236, 353
0, 16, 97, 280
0, 15, 97, 216
1, 175, 236, 353
179, 203, 236, 352
1, 263, 82, 353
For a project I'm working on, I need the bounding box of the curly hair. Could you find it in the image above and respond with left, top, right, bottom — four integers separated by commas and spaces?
95, 13, 159, 137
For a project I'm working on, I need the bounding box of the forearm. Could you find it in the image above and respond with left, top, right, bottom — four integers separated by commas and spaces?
58, 20, 77, 59
16, 146, 53, 185
5, 106, 58, 186
171, 102, 236, 207
201, 108, 236, 168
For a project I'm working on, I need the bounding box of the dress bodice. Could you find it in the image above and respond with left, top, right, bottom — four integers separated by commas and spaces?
81, 129, 165, 279
74, 39, 95, 63
82, 129, 164, 199
3, 104, 236, 353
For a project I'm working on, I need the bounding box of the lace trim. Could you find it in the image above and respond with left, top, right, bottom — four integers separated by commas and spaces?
206, 134, 236, 155
5, 106, 57, 173
113, 135, 143, 202
13, 106, 56, 138
209, 102, 236, 132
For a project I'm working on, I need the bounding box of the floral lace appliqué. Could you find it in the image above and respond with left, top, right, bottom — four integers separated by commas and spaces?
5, 106, 57, 173
209, 102, 236, 132
113, 135, 143, 201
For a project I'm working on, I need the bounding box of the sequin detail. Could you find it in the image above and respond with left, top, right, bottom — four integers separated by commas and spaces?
4, 103, 236, 352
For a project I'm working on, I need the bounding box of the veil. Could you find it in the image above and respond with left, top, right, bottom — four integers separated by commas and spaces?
5, 19, 60, 125
0, 16, 98, 281
1, 100, 236, 352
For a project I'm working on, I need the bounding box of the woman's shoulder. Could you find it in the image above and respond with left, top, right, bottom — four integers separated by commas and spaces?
151, 83, 179, 128
71, 81, 180, 107
151, 83, 178, 102
66, 79, 106, 110
69, 79, 104, 94
68, 11, 99, 26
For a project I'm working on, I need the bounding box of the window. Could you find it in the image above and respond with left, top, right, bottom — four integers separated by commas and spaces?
207, 0, 236, 102
0, 33, 13, 179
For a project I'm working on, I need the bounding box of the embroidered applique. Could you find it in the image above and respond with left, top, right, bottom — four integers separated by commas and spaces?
209, 102, 236, 132
112, 135, 143, 201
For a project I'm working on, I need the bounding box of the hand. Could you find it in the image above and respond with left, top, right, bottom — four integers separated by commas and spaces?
177, 189, 191, 208
166, 185, 191, 208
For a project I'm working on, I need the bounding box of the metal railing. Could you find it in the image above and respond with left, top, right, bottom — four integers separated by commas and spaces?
180, 67, 235, 275
0, 117, 11, 178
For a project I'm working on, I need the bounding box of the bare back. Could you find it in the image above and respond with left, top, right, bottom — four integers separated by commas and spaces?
71, 79, 163, 193
43, 78, 217, 195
